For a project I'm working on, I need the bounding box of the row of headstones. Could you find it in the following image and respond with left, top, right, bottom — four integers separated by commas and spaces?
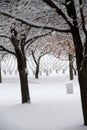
32, 68, 68, 76
2, 66, 68, 76
2, 68, 74, 94
2, 70, 18, 75
2, 68, 68, 76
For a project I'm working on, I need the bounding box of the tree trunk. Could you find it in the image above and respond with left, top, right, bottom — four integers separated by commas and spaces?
10, 30, 30, 104
78, 42, 87, 125
16, 52, 30, 103
72, 29, 87, 125
18, 68, 30, 103
35, 63, 39, 79
31, 51, 40, 79
79, 65, 87, 125
69, 53, 73, 80
0, 63, 2, 83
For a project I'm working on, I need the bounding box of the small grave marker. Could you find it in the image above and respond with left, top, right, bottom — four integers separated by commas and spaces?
66, 82, 73, 94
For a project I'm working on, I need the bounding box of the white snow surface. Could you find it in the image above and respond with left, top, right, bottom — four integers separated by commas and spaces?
0, 73, 87, 130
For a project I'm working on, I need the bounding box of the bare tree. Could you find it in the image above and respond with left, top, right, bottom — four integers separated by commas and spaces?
28, 39, 52, 78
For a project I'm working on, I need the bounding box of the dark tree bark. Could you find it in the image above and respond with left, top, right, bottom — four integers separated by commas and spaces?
11, 32, 30, 103
31, 50, 40, 79
68, 53, 73, 80
0, 63, 2, 83
71, 28, 87, 125
78, 42, 87, 125
16, 50, 30, 103
78, 63, 87, 125
35, 62, 40, 79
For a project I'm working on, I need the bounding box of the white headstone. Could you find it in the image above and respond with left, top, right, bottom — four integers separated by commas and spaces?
66, 83, 73, 94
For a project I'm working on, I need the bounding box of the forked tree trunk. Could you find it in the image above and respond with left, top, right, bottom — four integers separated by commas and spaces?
10, 29, 30, 104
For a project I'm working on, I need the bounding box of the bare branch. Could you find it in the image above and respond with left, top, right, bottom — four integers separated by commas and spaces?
31, 50, 38, 65
40, 51, 51, 58
0, 45, 16, 56
25, 39, 37, 51
0, 35, 10, 39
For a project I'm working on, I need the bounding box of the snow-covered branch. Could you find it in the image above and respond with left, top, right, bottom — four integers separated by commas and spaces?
0, 11, 71, 33
25, 31, 52, 45
0, 35, 10, 39
42, 0, 73, 28
0, 45, 16, 56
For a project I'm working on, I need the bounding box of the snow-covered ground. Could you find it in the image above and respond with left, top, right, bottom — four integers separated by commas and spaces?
0, 72, 87, 130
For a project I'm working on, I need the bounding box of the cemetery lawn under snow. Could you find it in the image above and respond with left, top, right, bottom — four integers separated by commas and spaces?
0, 73, 87, 130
